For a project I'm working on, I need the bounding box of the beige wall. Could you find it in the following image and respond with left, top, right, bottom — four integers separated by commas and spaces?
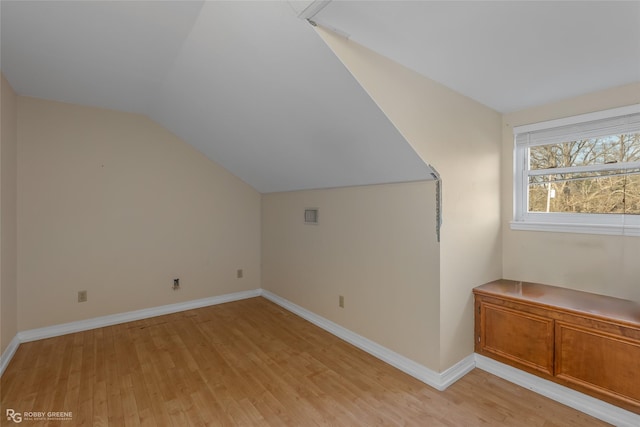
502, 83, 640, 301
312, 29, 503, 371
1, 74, 18, 353
10, 27, 633, 386
17, 97, 261, 330
262, 181, 441, 369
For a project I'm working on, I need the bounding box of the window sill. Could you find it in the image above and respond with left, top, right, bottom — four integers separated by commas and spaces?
510, 221, 640, 236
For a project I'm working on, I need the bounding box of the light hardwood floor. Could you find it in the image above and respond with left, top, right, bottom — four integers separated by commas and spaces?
1, 297, 610, 426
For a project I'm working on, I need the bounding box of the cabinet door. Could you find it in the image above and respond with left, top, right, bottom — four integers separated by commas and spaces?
479, 302, 554, 375
555, 322, 640, 409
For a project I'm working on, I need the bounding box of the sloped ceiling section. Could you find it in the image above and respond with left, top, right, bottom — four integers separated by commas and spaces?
312, 1, 640, 113
149, 1, 432, 193
0, 0, 205, 114
0, 1, 433, 193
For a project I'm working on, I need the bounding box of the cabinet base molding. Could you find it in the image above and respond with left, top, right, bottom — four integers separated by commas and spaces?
475, 354, 640, 427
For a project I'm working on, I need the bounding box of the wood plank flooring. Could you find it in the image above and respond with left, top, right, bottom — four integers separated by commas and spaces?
1, 297, 611, 426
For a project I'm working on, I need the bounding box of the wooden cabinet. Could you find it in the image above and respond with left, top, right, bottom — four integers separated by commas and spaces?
474, 280, 640, 414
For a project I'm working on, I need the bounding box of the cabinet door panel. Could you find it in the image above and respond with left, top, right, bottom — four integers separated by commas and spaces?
555, 322, 640, 407
480, 302, 554, 375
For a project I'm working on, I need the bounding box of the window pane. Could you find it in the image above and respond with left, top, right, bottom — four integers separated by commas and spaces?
626, 175, 640, 214
529, 133, 640, 170
528, 174, 635, 214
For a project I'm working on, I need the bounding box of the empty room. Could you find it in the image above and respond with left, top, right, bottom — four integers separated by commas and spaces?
1, 1, 639, 426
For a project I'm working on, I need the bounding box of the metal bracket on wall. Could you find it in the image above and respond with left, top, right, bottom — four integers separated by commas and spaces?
429, 165, 442, 242
298, 0, 332, 21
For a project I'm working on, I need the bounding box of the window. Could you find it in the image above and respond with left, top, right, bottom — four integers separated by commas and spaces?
512, 105, 640, 236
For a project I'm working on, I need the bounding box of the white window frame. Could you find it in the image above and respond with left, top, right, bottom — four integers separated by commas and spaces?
511, 104, 640, 236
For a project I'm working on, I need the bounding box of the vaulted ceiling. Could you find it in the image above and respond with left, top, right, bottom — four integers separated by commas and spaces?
312, 1, 640, 113
2, 1, 638, 193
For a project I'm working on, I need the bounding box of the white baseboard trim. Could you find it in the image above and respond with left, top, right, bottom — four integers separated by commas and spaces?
0, 335, 21, 376
17, 289, 262, 343
475, 354, 640, 427
6, 288, 634, 426
439, 353, 476, 389
1, 289, 261, 377
261, 289, 473, 391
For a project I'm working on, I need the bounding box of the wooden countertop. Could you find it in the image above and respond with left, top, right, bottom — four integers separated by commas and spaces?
474, 279, 640, 327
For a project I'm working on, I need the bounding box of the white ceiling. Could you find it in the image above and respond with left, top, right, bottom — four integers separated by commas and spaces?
313, 1, 640, 113
0, 0, 434, 193
147, 1, 432, 193
2, 1, 638, 193
1, 0, 205, 114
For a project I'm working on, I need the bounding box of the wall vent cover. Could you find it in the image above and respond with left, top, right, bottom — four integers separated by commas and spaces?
304, 208, 319, 224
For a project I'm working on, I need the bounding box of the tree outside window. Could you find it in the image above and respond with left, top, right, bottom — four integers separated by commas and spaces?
528, 133, 640, 215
